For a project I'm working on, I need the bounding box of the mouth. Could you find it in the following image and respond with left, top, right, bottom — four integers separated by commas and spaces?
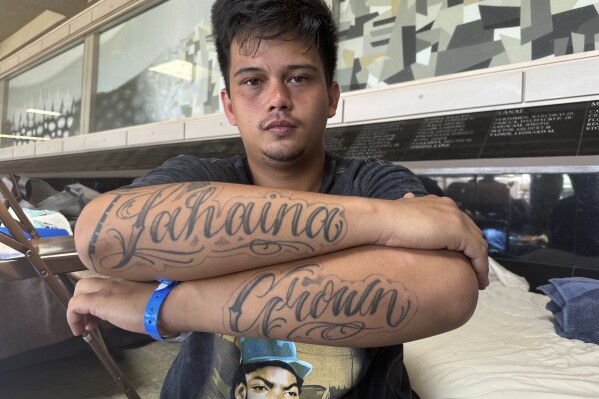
262, 119, 297, 136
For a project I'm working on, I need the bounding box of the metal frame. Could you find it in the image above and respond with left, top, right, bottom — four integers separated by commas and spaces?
0, 178, 140, 399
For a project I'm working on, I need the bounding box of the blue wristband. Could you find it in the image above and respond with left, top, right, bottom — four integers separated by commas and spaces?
144, 280, 191, 342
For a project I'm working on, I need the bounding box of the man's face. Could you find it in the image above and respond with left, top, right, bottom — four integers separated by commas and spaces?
234, 365, 300, 398
221, 36, 340, 168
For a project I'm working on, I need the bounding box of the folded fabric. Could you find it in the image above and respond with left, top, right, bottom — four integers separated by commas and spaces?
0, 208, 72, 259
538, 277, 599, 345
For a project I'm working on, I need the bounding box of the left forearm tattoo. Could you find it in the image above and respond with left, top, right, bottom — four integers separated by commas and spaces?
226, 263, 418, 342
88, 183, 347, 273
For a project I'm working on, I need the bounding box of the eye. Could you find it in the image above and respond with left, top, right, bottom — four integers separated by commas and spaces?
243, 78, 263, 86
289, 75, 309, 83
286, 392, 298, 397
251, 385, 268, 392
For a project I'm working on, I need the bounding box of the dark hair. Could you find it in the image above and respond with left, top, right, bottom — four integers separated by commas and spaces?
211, 0, 338, 94
229, 361, 304, 399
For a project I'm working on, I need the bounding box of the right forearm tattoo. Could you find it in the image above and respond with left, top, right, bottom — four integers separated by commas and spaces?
226, 263, 419, 343
88, 182, 347, 273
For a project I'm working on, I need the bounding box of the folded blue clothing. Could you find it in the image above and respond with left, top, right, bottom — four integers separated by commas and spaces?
538, 282, 565, 308
538, 277, 599, 345
0, 227, 70, 239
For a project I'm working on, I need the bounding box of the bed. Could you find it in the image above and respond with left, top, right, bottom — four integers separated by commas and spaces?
404, 258, 599, 399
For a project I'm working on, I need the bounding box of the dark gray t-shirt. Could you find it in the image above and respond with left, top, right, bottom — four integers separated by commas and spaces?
130, 152, 425, 399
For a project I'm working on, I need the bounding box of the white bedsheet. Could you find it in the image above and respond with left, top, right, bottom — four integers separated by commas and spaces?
404, 258, 599, 399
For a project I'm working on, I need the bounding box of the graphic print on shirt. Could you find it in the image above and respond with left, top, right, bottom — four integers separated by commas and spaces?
203, 335, 368, 399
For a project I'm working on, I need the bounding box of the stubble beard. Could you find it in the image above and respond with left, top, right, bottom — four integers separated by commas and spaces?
261, 145, 305, 163
258, 113, 305, 163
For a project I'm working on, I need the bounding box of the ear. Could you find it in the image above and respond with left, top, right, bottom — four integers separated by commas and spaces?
221, 88, 238, 126
327, 80, 341, 119
234, 382, 247, 399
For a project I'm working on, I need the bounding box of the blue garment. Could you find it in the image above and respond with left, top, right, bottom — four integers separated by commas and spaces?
538, 277, 599, 344
482, 228, 507, 252
128, 153, 426, 399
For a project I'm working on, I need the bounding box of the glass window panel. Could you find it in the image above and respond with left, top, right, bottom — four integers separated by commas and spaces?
428, 172, 598, 269
2, 44, 84, 148
94, 0, 220, 132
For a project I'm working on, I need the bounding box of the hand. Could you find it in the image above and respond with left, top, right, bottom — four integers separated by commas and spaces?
382, 194, 489, 289
67, 277, 159, 336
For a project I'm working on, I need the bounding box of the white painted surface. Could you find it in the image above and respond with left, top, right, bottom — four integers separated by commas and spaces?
62, 135, 86, 153
343, 71, 523, 123
0, 147, 13, 160
35, 140, 64, 155
127, 122, 185, 146
12, 144, 36, 158
69, 11, 93, 34
85, 129, 127, 150
41, 25, 70, 51
185, 114, 239, 140
525, 57, 599, 102
18, 41, 42, 63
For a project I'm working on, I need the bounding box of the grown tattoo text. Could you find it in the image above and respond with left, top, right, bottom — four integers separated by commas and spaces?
227, 263, 418, 342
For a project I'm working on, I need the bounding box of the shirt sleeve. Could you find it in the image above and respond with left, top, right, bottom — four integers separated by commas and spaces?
126, 155, 244, 188
337, 157, 428, 200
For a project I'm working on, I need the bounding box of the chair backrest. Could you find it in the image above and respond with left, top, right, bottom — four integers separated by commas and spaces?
0, 178, 140, 399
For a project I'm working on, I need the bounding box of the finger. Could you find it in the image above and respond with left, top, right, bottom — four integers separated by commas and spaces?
465, 231, 489, 290
68, 318, 87, 336
73, 277, 105, 295
67, 296, 85, 335
67, 309, 89, 336
456, 213, 489, 290
471, 256, 490, 290
403, 192, 416, 199
84, 314, 101, 331
67, 294, 100, 335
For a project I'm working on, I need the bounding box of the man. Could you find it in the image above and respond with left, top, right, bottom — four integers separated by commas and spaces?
231, 338, 311, 399
233, 362, 301, 399
67, 0, 489, 397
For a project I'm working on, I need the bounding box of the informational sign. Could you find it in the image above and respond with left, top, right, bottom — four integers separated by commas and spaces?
325, 100, 599, 161
479, 102, 587, 158
403, 112, 494, 161
579, 100, 599, 156
324, 120, 420, 161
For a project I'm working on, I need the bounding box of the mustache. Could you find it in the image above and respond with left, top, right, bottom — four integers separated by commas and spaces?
259, 113, 301, 130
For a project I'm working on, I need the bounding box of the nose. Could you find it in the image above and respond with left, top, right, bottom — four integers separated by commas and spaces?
267, 80, 292, 112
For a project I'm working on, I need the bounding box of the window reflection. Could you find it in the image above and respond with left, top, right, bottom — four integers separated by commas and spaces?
420, 172, 598, 270
94, 0, 220, 132
2, 44, 84, 148
548, 174, 599, 257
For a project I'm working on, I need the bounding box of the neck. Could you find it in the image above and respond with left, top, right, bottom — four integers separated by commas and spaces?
248, 152, 325, 192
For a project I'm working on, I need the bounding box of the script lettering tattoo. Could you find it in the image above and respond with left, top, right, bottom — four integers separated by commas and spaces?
227, 264, 418, 342
88, 183, 347, 272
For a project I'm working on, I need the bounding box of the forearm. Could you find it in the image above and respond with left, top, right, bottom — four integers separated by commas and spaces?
75, 181, 382, 281
75, 180, 490, 288
161, 246, 478, 347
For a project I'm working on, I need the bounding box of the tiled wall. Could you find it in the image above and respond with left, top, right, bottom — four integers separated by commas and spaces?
337, 0, 599, 91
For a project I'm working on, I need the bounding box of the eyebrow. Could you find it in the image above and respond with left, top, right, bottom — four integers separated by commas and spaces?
252, 377, 274, 389
284, 382, 300, 391
233, 64, 318, 77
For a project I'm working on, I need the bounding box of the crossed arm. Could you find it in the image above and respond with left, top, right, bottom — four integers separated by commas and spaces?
67, 181, 488, 346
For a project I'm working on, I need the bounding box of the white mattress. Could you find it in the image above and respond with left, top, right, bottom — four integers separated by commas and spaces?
404, 258, 599, 399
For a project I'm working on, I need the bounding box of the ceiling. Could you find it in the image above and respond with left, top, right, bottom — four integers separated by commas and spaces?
0, 0, 98, 62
